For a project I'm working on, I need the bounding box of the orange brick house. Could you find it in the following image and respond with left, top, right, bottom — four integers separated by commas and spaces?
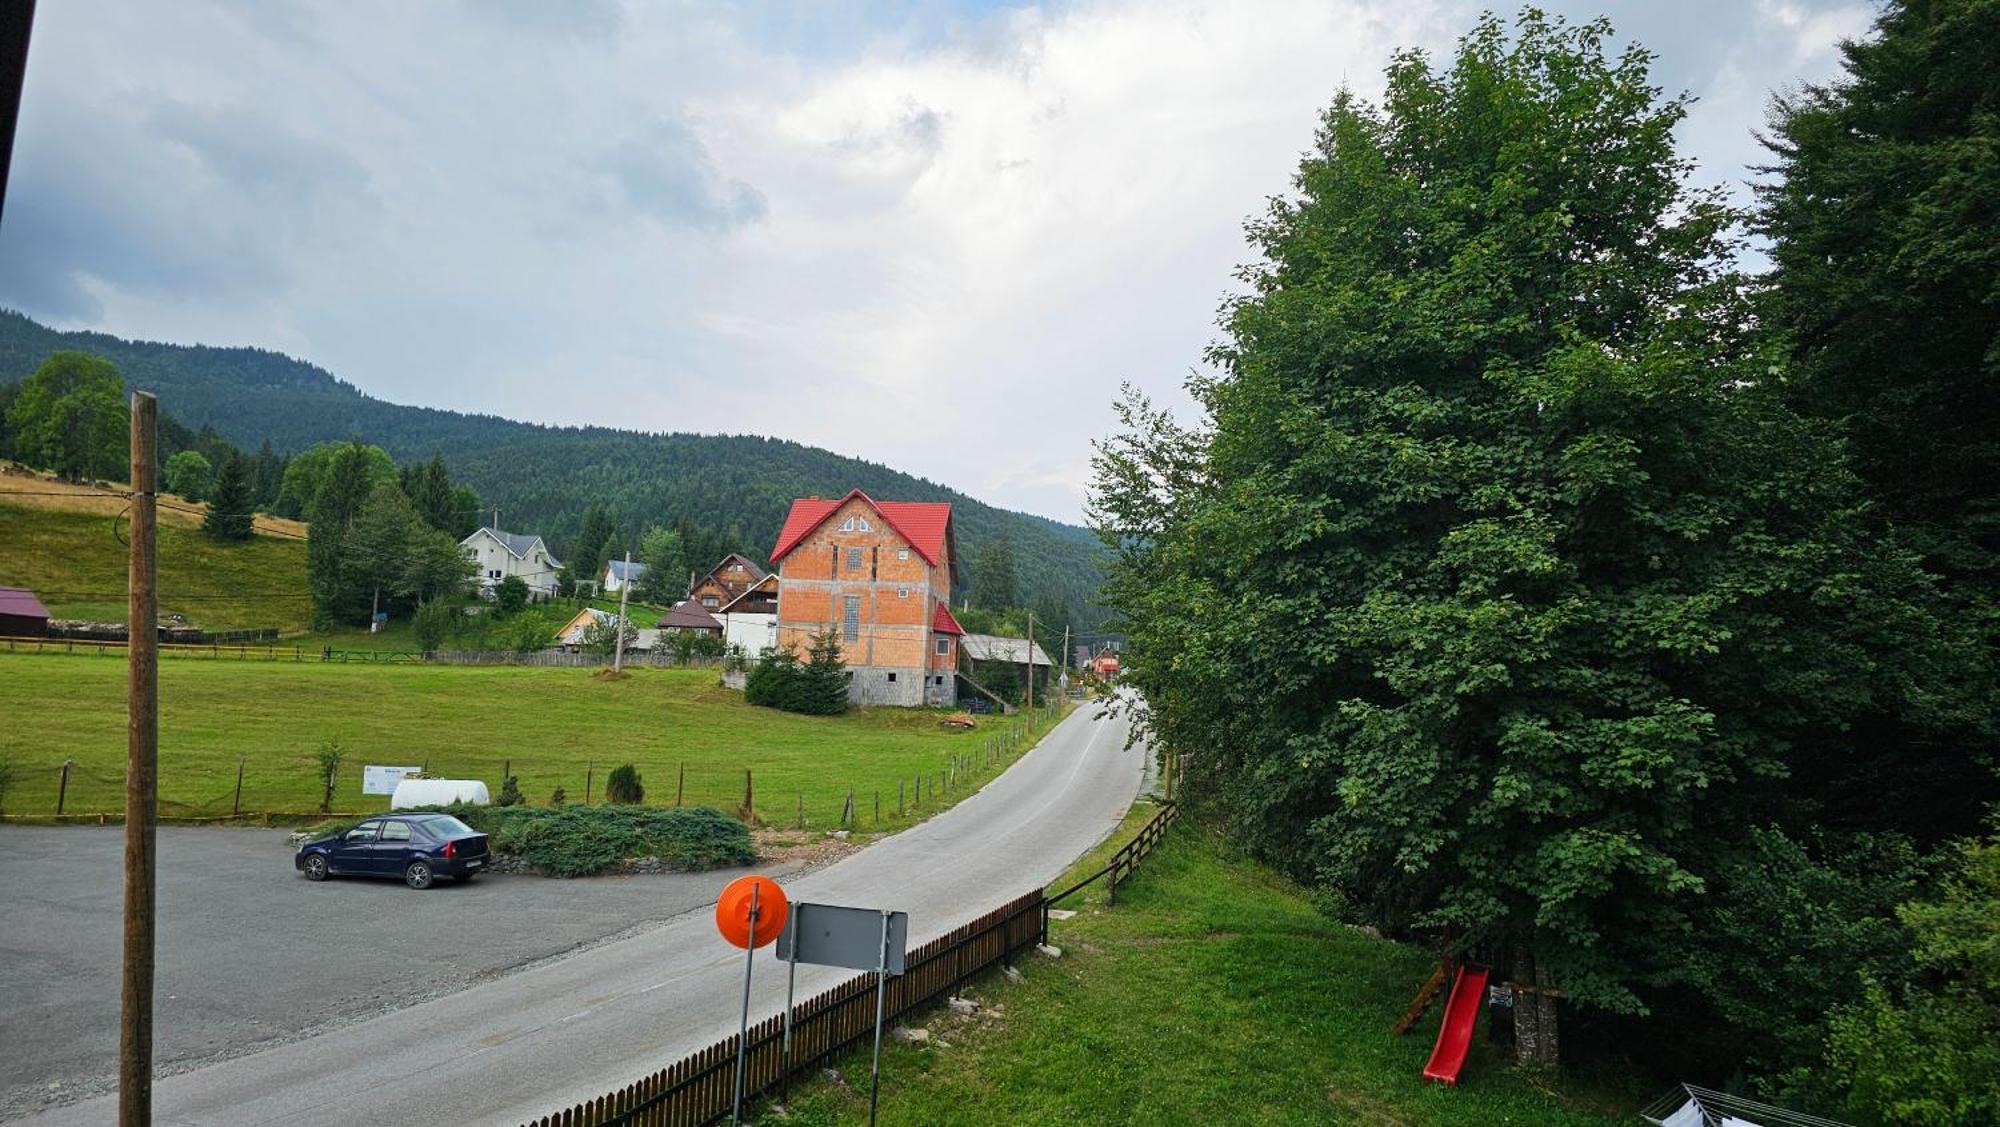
770, 489, 964, 707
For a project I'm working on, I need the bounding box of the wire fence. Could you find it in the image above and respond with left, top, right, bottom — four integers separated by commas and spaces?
0, 635, 725, 667
0, 699, 1072, 826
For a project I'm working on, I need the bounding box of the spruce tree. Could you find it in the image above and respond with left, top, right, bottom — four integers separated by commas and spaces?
203, 450, 255, 541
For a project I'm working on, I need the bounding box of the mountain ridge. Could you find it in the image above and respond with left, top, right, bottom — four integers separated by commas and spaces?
0, 310, 1105, 624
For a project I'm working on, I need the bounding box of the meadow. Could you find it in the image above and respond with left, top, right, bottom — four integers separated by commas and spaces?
0, 655, 1055, 828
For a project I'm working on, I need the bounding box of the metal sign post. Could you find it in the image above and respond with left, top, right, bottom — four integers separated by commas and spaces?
714, 875, 788, 1127
775, 902, 908, 1127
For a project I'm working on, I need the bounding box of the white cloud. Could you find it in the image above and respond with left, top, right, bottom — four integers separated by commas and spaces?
0, 0, 1869, 523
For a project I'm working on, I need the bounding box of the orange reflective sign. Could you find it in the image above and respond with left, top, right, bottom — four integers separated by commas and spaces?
715, 875, 789, 949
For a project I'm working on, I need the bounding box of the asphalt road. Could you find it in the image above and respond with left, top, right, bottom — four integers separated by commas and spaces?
20, 701, 1146, 1126
0, 825, 791, 1121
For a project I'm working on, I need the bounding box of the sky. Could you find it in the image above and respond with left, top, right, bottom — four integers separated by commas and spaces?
0, 0, 1877, 525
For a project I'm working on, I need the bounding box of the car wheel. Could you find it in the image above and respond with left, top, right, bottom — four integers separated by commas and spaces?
404, 861, 434, 890
303, 855, 329, 882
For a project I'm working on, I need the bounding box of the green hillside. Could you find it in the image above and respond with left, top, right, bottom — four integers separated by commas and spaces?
0, 311, 1106, 626
0, 482, 310, 632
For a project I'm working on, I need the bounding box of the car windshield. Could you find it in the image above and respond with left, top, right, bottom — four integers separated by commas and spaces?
415, 815, 475, 837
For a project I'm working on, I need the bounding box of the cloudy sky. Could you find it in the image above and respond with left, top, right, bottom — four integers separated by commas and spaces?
0, 0, 1874, 524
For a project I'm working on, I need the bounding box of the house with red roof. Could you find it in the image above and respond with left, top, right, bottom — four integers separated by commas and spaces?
770, 489, 963, 707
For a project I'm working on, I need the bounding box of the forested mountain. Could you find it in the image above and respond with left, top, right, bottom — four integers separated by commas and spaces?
0, 310, 1105, 624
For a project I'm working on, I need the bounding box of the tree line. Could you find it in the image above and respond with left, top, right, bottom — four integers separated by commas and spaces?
1091, 6, 1996, 1121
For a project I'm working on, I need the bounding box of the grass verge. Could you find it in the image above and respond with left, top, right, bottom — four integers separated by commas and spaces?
769, 814, 1643, 1126
0, 656, 1069, 832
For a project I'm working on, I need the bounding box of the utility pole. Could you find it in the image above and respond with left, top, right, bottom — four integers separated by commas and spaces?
490, 506, 499, 531
612, 549, 632, 674
1025, 612, 1035, 713
122, 391, 159, 1127
1060, 624, 1070, 691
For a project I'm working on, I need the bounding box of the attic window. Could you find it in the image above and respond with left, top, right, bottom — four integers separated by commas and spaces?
897, 549, 909, 561
857, 517, 871, 531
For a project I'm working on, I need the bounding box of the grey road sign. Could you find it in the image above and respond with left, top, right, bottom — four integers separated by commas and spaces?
776, 903, 908, 975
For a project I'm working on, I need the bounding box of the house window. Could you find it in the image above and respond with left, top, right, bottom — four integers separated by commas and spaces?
887, 672, 897, 683
840, 517, 855, 531
936, 638, 950, 655
846, 547, 863, 571
702, 597, 719, 608
489, 569, 501, 579
934, 675, 945, 686
843, 595, 861, 642
897, 549, 909, 561
898, 586, 909, 599
857, 517, 871, 531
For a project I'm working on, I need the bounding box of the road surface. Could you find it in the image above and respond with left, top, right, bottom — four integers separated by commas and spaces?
0, 827, 795, 1121
25, 701, 1146, 1126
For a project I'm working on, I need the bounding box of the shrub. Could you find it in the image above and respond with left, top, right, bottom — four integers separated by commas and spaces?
605, 764, 644, 804
495, 575, 529, 615
315, 740, 342, 814
495, 774, 523, 807
549, 787, 566, 805
745, 634, 850, 716
412, 599, 457, 653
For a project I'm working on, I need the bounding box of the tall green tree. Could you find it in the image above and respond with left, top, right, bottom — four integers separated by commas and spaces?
969, 536, 1018, 610
635, 524, 688, 603
570, 503, 618, 592
165, 450, 214, 502
1091, 10, 1968, 1033
5, 352, 127, 481
203, 450, 255, 541
306, 443, 387, 626
249, 439, 284, 510
1758, 0, 2000, 589
277, 440, 395, 519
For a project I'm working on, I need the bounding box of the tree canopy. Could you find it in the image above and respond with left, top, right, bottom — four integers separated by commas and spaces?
1091, 11, 1977, 1035
5, 351, 127, 482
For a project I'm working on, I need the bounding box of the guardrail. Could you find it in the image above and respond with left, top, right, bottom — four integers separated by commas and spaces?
524, 799, 1180, 1127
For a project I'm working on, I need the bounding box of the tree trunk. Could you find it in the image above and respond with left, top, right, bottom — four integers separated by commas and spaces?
1512, 944, 1560, 1071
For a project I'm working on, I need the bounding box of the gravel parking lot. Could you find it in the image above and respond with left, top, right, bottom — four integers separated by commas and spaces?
0, 825, 791, 1121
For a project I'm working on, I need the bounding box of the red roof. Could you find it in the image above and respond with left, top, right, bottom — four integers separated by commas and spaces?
931, 603, 965, 636
771, 490, 953, 567
0, 586, 51, 620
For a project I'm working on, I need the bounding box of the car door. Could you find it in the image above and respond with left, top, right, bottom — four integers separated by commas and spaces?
330, 821, 381, 873
373, 819, 417, 875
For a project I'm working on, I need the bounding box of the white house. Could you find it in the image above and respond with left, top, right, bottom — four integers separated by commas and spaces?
603, 558, 649, 594
719, 573, 778, 655
461, 526, 562, 599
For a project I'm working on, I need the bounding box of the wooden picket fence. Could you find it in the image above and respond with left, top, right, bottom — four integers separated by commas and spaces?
525, 799, 1182, 1127
526, 889, 1048, 1127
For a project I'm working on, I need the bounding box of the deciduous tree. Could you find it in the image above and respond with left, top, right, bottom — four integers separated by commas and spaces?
5, 352, 127, 482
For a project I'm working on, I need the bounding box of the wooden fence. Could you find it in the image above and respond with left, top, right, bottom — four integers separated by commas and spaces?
0, 636, 722, 668
525, 800, 1180, 1127
527, 889, 1048, 1127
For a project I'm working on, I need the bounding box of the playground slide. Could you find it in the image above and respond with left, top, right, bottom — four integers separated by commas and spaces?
1421, 963, 1491, 1085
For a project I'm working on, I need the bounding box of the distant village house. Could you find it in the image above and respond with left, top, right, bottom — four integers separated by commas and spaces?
0, 586, 51, 637
460, 526, 561, 600
602, 558, 648, 594
771, 489, 962, 707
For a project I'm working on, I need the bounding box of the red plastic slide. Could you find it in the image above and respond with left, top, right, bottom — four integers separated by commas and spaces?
1421, 963, 1491, 1085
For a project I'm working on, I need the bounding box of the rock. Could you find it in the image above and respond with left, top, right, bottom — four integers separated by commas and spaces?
832, 830, 850, 840
892, 1026, 930, 1044
1002, 965, 1025, 984
947, 996, 978, 1015
1046, 908, 1077, 920
821, 1067, 847, 1089
1347, 923, 1383, 940
1036, 943, 1063, 959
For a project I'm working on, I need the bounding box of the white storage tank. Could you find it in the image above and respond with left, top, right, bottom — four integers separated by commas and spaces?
389, 778, 491, 810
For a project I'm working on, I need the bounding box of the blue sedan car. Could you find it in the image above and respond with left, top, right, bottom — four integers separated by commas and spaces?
295, 812, 491, 889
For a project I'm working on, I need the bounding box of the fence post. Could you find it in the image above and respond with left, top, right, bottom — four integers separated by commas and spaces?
677, 761, 685, 807
232, 758, 244, 817
898, 780, 904, 816
796, 793, 804, 830
842, 787, 854, 827
585, 764, 593, 805
741, 769, 754, 824
874, 789, 880, 825
57, 759, 72, 816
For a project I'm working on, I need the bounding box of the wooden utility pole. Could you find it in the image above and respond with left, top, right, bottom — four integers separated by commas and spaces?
1059, 625, 1070, 691
612, 550, 632, 673
121, 391, 159, 1126
1025, 612, 1035, 713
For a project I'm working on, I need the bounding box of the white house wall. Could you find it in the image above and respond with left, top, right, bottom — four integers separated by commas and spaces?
724, 611, 778, 656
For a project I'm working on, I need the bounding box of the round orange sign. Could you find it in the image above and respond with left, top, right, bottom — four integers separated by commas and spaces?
715, 875, 788, 949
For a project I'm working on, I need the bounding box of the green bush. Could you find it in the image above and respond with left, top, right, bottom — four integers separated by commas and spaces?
605, 764, 644, 804
744, 632, 850, 716
495, 774, 523, 807
307, 802, 755, 877
495, 575, 529, 615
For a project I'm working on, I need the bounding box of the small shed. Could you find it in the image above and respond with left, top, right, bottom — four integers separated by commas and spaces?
656, 600, 723, 636
0, 587, 51, 637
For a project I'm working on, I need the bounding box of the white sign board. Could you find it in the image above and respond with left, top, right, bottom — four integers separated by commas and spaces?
363, 765, 422, 796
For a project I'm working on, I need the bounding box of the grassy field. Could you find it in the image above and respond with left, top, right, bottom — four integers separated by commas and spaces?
774, 811, 1643, 1126
0, 655, 1061, 825
0, 476, 310, 632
